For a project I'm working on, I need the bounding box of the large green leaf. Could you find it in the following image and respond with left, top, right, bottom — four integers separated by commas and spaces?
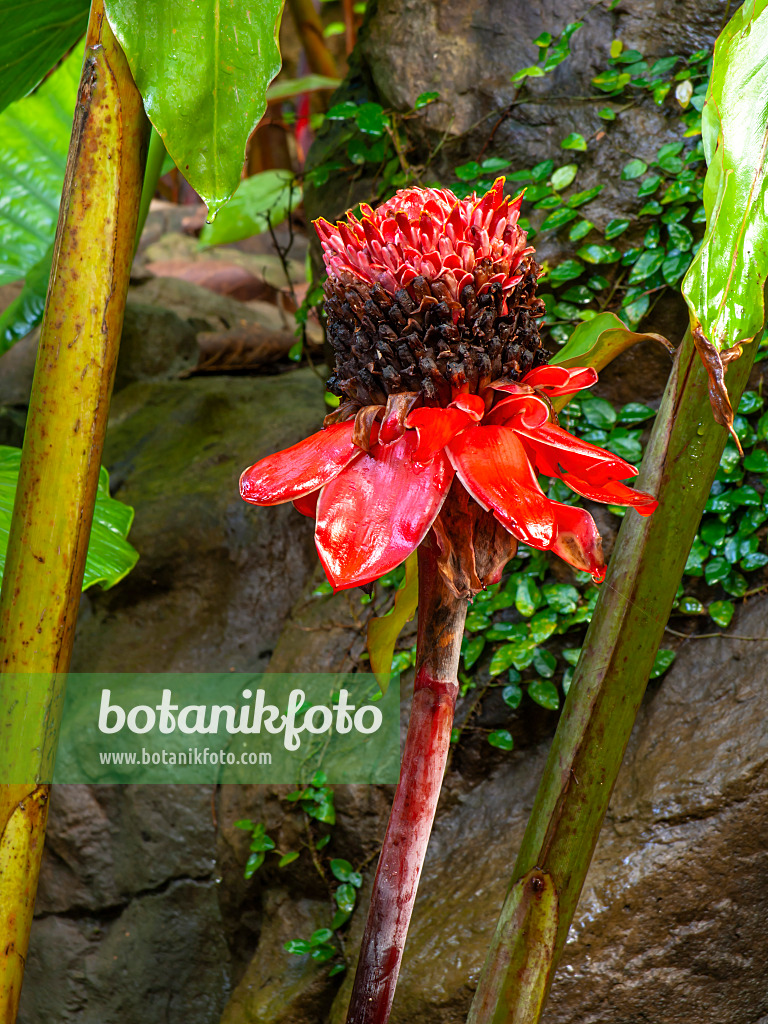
0, 45, 80, 286
0, 447, 139, 590
103, 0, 285, 218
199, 170, 301, 246
0, 0, 89, 114
682, 0, 768, 352
549, 311, 674, 410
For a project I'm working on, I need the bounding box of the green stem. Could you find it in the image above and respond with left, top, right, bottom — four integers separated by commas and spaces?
0, 3, 148, 1018
467, 329, 759, 1024
134, 127, 167, 252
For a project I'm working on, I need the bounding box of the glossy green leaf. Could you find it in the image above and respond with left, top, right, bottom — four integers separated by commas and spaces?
549, 260, 583, 283
511, 65, 545, 85
103, 0, 285, 217
366, 551, 418, 692
621, 159, 647, 180
682, 0, 768, 350
550, 163, 578, 191
581, 397, 617, 429
199, 170, 300, 246
627, 248, 665, 284
462, 635, 486, 670
568, 220, 593, 241
278, 851, 300, 867
528, 679, 560, 711
0, 1, 88, 114
576, 244, 621, 264
550, 311, 674, 404
649, 649, 676, 679
708, 600, 735, 627
543, 21, 582, 72
0, 447, 138, 591
335, 883, 357, 913
488, 729, 515, 751
540, 208, 577, 232
566, 186, 603, 208
0, 47, 79, 286
415, 90, 440, 109
502, 683, 523, 709
561, 133, 587, 151
604, 218, 630, 240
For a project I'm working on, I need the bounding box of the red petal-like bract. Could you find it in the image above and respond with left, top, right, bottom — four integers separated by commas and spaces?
562, 473, 658, 515
514, 421, 638, 486
240, 421, 359, 505
550, 500, 606, 581
315, 432, 454, 590
446, 426, 556, 547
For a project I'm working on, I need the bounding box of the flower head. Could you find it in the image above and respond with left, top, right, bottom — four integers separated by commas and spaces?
241, 181, 658, 595
316, 178, 545, 408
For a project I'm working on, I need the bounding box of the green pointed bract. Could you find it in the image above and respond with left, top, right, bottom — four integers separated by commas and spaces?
104, 0, 285, 218
681, 0, 768, 351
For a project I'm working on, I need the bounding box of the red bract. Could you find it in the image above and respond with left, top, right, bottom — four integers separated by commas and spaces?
240, 363, 657, 588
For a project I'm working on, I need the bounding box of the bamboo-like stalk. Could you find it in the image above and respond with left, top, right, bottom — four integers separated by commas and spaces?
467, 329, 759, 1024
0, 4, 148, 1018
345, 539, 468, 1024
287, 0, 339, 79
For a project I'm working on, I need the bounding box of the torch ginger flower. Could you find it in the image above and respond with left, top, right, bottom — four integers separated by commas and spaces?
239, 179, 658, 1024
239, 178, 657, 591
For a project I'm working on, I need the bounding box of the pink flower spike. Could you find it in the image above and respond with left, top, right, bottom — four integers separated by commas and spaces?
315, 432, 454, 590
240, 421, 360, 506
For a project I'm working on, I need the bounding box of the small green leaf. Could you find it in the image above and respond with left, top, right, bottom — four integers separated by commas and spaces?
531, 160, 556, 182
618, 402, 656, 424
662, 252, 692, 285
278, 851, 300, 867
355, 102, 388, 136
415, 91, 440, 109
540, 208, 578, 232
566, 186, 604, 208
502, 683, 523, 709
627, 249, 666, 284
462, 635, 486, 670
604, 218, 630, 240
515, 577, 542, 617
328, 963, 346, 978
550, 260, 584, 283
532, 648, 557, 678
315, 834, 331, 851
335, 884, 357, 914
529, 609, 559, 643
542, 583, 581, 613
550, 163, 579, 190
481, 157, 512, 173
621, 159, 648, 180
639, 200, 663, 216
455, 161, 482, 181
367, 551, 418, 692
708, 600, 734, 628
568, 220, 593, 241
592, 70, 631, 92
330, 859, 353, 882
598, 107, 617, 120
511, 65, 546, 85
581, 397, 618, 428
284, 940, 312, 955
576, 244, 621, 264
327, 101, 358, 119
488, 729, 515, 750
244, 851, 265, 878
310, 929, 335, 947
528, 679, 560, 710
561, 133, 587, 151
668, 223, 694, 250
649, 649, 676, 679
561, 285, 594, 305
678, 596, 704, 615
744, 449, 768, 472
738, 390, 764, 414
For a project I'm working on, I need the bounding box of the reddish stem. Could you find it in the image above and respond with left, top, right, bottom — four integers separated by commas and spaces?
345, 539, 468, 1024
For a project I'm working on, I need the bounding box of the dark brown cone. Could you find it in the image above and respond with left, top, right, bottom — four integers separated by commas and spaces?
324, 255, 548, 408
